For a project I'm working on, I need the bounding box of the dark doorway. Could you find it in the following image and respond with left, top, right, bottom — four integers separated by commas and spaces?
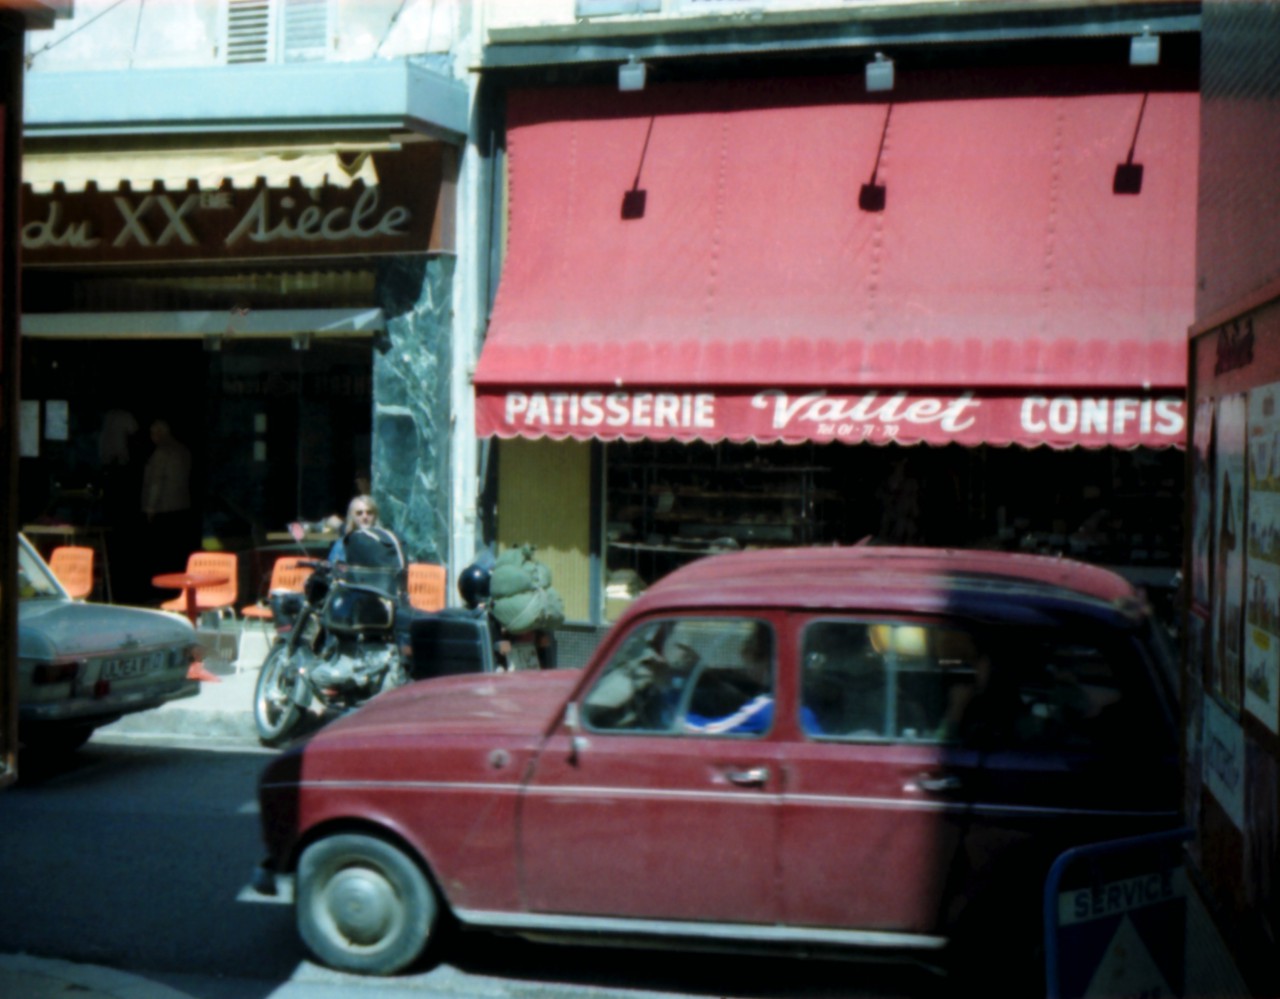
19, 336, 371, 604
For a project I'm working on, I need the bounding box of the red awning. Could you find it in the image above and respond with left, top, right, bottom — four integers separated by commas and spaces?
475, 74, 1198, 449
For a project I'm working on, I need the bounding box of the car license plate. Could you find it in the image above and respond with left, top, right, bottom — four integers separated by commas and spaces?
103, 653, 163, 680
508, 642, 540, 671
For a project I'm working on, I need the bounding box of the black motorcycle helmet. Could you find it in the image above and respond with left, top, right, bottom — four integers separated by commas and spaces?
457, 561, 491, 609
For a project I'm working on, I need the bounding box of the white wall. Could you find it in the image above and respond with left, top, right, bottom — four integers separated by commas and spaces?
26, 0, 461, 72
482, 0, 952, 33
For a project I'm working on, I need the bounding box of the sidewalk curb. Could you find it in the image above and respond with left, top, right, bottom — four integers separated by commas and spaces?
98, 635, 265, 744
102, 698, 258, 741
0, 954, 198, 999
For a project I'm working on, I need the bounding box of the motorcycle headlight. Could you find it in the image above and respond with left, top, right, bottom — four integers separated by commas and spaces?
304, 573, 330, 604
323, 589, 395, 633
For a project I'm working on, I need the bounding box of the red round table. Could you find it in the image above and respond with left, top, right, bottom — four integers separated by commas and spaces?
151, 572, 230, 683
152, 571, 230, 624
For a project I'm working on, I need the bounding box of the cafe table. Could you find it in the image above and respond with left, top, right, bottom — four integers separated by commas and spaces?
263, 530, 338, 553
151, 571, 229, 683
255, 532, 337, 597
151, 570, 231, 624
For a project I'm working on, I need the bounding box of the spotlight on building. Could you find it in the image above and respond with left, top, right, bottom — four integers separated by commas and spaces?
865, 52, 894, 93
1130, 30, 1160, 66
618, 56, 647, 92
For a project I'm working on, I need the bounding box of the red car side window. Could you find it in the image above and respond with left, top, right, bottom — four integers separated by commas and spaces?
797, 617, 1156, 755
581, 617, 775, 737
800, 619, 980, 743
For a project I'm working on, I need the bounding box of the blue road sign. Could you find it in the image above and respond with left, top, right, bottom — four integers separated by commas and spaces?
1045, 829, 1193, 999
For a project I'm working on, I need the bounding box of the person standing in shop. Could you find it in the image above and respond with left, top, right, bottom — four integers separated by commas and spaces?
98, 408, 143, 600
142, 419, 194, 582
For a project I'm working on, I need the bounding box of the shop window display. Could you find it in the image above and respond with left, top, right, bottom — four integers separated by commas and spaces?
604, 441, 844, 615
603, 441, 1183, 629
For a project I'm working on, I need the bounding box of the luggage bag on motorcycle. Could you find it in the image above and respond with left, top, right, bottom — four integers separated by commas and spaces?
489, 545, 565, 634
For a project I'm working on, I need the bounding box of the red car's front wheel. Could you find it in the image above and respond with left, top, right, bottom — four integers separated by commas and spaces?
296, 833, 439, 976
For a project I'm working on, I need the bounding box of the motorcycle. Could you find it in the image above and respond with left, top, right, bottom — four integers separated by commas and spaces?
253, 546, 564, 746
253, 559, 409, 746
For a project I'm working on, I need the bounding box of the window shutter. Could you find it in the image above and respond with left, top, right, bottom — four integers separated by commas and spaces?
226, 0, 273, 64
282, 0, 329, 62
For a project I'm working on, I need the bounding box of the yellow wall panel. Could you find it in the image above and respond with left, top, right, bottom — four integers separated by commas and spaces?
497, 438, 592, 623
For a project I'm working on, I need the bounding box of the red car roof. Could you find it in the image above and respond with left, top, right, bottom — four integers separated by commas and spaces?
623, 545, 1141, 619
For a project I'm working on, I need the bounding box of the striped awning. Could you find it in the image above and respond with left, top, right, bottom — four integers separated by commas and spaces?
22, 144, 383, 192
475, 76, 1199, 450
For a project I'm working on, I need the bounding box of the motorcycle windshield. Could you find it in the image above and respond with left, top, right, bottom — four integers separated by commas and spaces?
337, 564, 401, 597
324, 587, 395, 633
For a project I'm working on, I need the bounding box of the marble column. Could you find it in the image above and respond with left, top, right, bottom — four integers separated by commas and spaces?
372, 254, 455, 565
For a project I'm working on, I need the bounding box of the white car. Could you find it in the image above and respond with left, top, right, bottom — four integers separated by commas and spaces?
17, 534, 202, 753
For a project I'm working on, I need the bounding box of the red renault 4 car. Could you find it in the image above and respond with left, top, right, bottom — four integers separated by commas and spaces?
254, 546, 1180, 982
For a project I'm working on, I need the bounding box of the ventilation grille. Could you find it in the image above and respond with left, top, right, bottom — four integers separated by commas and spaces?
282, 0, 328, 62
226, 0, 271, 64
225, 0, 328, 65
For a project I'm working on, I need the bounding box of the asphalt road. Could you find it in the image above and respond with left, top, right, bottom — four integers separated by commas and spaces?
0, 734, 939, 999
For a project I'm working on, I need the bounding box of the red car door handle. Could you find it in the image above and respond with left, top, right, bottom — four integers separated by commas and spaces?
905, 773, 962, 794
724, 766, 770, 787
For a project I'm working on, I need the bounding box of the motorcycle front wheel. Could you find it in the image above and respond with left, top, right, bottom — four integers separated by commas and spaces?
254, 642, 302, 746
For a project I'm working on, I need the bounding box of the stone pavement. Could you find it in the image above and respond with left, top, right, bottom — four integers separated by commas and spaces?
0, 623, 265, 999
0, 953, 198, 999
97, 618, 272, 744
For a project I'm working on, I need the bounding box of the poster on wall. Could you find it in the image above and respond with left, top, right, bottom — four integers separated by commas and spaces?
1245, 742, 1279, 944
44, 400, 67, 442
1246, 384, 1280, 733
1184, 613, 1208, 864
1213, 394, 1247, 710
1191, 400, 1215, 609
18, 400, 38, 457
1203, 695, 1246, 830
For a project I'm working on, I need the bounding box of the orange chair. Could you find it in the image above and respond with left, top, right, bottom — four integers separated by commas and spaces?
160, 552, 239, 619
49, 545, 94, 600
242, 556, 313, 624
406, 562, 446, 613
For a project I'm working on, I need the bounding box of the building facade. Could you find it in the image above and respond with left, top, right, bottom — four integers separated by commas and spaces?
468, 0, 1201, 662
18, 0, 473, 603
1, 0, 70, 787
17, 1, 1204, 640
1186, 1, 1280, 992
